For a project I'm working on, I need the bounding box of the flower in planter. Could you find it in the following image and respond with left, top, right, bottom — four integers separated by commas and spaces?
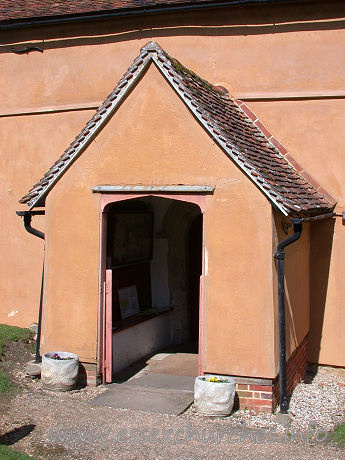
200, 376, 229, 383
194, 375, 236, 416
51, 353, 72, 360
209, 376, 228, 383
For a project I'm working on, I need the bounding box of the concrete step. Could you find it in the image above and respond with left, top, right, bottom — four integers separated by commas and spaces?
148, 353, 198, 376
90, 373, 195, 415
127, 373, 195, 392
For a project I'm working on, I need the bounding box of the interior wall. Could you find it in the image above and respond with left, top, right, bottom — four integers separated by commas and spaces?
114, 196, 202, 345
106, 199, 153, 318
111, 195, 202, 372
162, 199, 201, 345
146, 197, 171, 309
112, 312, 172, 373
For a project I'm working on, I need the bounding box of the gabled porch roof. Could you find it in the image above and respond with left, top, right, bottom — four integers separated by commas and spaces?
20, 41, 335, 217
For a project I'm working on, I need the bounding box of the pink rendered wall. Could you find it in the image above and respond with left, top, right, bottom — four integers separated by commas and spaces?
250, 100, 344, 367
42, 64, 276, 377
0, 1, 343, 367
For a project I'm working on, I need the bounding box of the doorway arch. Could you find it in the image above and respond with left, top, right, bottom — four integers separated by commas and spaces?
97, 192, 206, 383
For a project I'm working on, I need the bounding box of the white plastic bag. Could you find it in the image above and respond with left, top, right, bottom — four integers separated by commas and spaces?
194, 375, 236, 416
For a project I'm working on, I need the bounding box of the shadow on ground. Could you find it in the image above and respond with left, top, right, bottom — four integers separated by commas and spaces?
0, 424, 35, 445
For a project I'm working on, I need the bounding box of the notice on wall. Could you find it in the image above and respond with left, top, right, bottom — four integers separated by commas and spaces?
118, 285, 140, 319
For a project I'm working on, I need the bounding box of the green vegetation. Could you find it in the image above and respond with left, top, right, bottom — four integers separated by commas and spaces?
331, 422, 345, 447
0, 444, 35, 459
0, 325, 37, 458
0, 368, 17, 394
163, 52, 222, 94
0, 324, 32, 356
0, 324, 32, 395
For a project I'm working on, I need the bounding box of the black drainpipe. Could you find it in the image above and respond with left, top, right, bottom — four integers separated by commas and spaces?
274, 217, 302, 414
16, 210, 45, 363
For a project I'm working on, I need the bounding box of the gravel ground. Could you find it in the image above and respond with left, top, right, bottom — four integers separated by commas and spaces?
0, 364, 344, 459
212, 365, 345, 433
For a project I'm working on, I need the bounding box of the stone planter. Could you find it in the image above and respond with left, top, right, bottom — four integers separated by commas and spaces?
41, 352, 79, 391
194, 375, 236, 416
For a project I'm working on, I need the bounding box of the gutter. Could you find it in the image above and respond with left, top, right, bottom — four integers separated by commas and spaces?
17, 210, 45, 240
0, 0, 307, 30
16, 210, 45, 363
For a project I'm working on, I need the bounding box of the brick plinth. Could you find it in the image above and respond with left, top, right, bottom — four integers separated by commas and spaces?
78, 362, 101, 387
233, 335, 308, 413
276, 334, 308, 406
236, 383, 274, 413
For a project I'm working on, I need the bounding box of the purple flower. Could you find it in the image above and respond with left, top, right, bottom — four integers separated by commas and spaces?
52, 353, 62, 360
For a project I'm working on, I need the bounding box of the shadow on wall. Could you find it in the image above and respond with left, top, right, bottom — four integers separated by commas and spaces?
273, 212, 335, 367
308, 218, 335, 364
283, 220, 311, 356
273, 212, 310, 361
1, 2, 344, 51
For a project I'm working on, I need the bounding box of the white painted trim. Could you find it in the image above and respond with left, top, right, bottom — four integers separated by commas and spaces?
92, 185, 215, 193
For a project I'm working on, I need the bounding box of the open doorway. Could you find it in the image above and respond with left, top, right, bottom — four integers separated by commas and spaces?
102, 196, 203, 381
